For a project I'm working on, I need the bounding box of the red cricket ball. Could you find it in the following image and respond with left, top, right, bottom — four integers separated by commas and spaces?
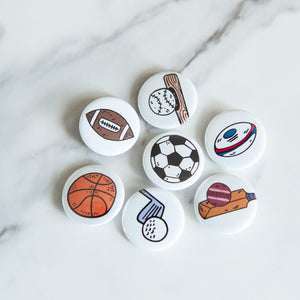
207, 183, 231, 206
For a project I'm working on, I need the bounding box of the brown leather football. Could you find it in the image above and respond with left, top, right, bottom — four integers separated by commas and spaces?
86, 109, 134, 141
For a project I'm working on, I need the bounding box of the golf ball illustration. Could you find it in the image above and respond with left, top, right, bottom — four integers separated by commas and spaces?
149, 88, 176, 116
214, 122, 256, 157
142, 217, 168, 242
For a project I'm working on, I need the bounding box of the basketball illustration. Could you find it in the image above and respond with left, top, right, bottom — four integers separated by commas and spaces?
207, 183, 231, 207
67, 172, 116, 218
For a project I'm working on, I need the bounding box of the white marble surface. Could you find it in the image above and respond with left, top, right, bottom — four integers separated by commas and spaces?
1, 1, 300, 299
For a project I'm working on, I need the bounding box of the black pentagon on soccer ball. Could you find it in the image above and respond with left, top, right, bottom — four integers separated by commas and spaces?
179, 170, 192, 182
168, 135, 186, 146
153, 166, 166, 180
167, 152, 183, 166
151, 143, 161, 157
190, 149, 199, 162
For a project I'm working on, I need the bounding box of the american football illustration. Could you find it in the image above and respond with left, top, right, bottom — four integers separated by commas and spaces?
86, 109, 134, 141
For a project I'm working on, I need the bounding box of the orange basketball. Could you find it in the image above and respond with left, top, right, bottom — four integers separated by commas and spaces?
67, 172, 116, 218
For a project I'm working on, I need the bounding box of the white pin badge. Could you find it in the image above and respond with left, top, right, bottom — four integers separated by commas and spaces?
79, 97, 140, 156
205, 110, 266, 169
194, 174, 257, 234
122, 187, 184, 250
138, 72, 198, 129
143, 132, 204, 190
62, 165, 124, 225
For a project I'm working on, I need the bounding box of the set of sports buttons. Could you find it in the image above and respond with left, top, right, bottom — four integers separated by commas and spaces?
62, 71, 267, 250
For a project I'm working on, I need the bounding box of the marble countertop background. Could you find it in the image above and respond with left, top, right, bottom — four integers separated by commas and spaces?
1, 1, 300, 299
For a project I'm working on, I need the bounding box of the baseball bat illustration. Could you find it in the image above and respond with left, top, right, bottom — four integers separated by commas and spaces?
163, 74, 189, 124
198, 189, 256, 219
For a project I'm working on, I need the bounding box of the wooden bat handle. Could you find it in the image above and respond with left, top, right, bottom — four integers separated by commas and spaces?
164, 74, 189, 124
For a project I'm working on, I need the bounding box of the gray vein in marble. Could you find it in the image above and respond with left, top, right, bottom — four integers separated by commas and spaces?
30, 0, 188, 77
180, 0, 300, 72
0, 74, 10, 88
0, 225, 18, 244
180, 0, 249, 72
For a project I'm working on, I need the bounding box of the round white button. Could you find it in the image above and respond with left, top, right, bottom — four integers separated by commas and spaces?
194, 174, 257, 234
62, 165, 124, 225
138, 72, 198, 129
122, 187, 184, 250
79, 97, 140, 156
205, 110, 266, 169
143, 132, 204, 190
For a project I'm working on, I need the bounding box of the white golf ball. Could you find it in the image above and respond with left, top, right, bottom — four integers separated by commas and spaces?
142, 217, 168, 242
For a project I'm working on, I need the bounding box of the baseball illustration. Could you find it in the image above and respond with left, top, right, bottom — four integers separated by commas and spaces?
149, 88, 176, 116
142, 217, 168, 242
207, 183, 231, 207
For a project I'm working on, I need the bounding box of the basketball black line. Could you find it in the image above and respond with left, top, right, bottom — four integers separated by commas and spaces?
90, 194, 93, 217
90, 195, 108, 217
68, 181, 93, 211
82, 173, 104, 184
71, 194, 108, 218
83, 175, 114, 186
68, 188, 116, 199
90, 174, 103, 217
68, 173, 117, 218
70, 174, 102, 211
71, 194, 92, 210
69, 174, 102, 212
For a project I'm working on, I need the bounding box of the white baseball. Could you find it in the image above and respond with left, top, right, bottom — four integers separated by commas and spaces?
142, 217, 168, 242
149, 88, 176, 115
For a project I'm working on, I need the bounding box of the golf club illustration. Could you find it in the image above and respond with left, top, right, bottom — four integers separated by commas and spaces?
137, 189, 168, 242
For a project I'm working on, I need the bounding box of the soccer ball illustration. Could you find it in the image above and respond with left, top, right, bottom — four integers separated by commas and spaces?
150, 135, 199, 183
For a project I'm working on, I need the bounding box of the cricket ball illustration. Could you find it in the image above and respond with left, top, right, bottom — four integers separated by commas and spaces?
206, 183, 231, 207
198, 183, 256, 219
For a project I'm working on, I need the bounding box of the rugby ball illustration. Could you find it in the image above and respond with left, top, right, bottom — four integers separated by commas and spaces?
86, 109, 134, 141
214, 122, 256, 157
